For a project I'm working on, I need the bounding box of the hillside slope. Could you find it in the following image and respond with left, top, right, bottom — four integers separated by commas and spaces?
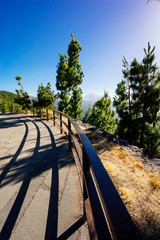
79, 123, 160, 240
0, 90, 22, 113
0, 90, 17, 102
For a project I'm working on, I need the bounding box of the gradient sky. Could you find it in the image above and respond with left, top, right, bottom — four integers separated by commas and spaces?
0, 0, 160, 99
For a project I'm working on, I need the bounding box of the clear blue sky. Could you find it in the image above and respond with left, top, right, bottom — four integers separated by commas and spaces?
0, 0, 160, 99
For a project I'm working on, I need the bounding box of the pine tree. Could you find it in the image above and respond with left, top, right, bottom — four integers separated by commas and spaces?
68, 87, 83, 119
144, 123, 160, 157
130, 42, 158, 146
114, 42, 160, 156
8, 103, 14, 113
56, 34, 84, 119
37, 82, 56, 109
151, 72, 160, 127
56, 54, 69, 114
2, 99, 7, 113
83, 105, 92, 123
113, 79, 132, 140
89, 91, 116, 134
113, 57, 140, 143
15, 75, 31, 114
67, 34, 84, 119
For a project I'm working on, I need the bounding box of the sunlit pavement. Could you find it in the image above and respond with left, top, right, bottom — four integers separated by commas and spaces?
0, 114, 89, 240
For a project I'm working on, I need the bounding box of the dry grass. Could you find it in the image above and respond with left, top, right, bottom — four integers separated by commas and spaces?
81, 127, 160, 240
149, 172, 160, 189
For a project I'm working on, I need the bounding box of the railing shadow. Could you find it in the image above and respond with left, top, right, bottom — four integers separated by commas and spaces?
0, 117, 40, 239
57, 216, 85, 240
0, 115, 26, 129
0, 115, 78, 240
0, 120, 28, 185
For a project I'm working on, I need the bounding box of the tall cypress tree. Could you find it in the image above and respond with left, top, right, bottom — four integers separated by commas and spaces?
67, 34, 84, 119
56, 34, 84, 119
56, 54, 69, 114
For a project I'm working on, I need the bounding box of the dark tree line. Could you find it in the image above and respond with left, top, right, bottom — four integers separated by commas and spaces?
83, 42, 160, 157
113, 42, 160, 157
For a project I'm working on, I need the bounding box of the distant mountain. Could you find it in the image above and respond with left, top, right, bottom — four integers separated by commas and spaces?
82, 93, 101, 118
54, 93, 101, 118
83, 93, 101, 102
29, 96, 37, 101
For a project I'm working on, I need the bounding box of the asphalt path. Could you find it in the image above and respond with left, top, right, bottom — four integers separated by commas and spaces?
0, 114, 89, 240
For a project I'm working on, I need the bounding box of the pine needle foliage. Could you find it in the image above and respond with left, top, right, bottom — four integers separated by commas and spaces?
15, 75, 31, 114
84, 91, 116, 134
114, 43, 160, 157
56, 34, 84, 119
37, 82, 56, 109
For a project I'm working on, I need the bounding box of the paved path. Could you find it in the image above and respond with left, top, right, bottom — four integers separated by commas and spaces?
0, 114, 89, 240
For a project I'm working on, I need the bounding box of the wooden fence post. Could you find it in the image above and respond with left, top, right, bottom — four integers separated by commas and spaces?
53, 110, 55, 126
33, 100, 34, 116
40, 108, 42, 118
46, 108, 49, 121
60, 112, 62, 134
68, 118, 71, 151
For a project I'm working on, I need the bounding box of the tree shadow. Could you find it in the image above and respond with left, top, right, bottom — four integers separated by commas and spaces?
0, 115, 26, 129
135, 210, 160, 240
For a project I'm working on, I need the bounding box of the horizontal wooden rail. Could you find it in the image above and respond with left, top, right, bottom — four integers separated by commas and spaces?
35, 108, 140, 240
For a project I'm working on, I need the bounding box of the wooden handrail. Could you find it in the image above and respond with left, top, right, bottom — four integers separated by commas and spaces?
36, 108, 140, 240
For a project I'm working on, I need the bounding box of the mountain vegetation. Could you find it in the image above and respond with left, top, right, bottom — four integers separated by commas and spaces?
0, 90, 21, 113
0, 91, 17, 102
83, 91, 116, 134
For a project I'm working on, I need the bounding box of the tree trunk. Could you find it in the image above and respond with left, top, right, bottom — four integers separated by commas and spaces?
140, 110, 146, 147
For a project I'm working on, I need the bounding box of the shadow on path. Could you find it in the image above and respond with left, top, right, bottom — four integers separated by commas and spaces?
0, 115, 26, 129
0, 121, 28, 185
57, 216, 85, 240
0, 116, 81, 240
0, 118, 40, 239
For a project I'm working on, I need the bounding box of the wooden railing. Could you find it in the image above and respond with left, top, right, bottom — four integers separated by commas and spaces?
36, 109, 140, 240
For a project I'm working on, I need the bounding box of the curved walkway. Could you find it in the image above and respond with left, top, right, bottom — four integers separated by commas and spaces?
0, 114, 89, 240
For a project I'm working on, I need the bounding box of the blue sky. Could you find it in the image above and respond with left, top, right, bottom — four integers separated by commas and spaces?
0, 0, 160, 99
